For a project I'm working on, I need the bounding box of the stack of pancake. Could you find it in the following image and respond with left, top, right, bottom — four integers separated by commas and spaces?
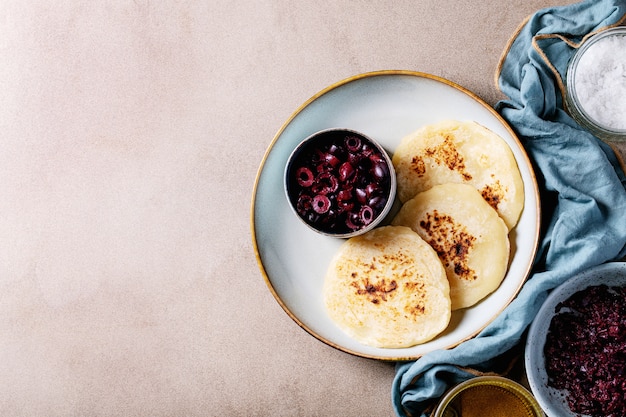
323, 120, 524, 348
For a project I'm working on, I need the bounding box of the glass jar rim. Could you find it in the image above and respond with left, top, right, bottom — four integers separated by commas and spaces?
566, 26, 626, 140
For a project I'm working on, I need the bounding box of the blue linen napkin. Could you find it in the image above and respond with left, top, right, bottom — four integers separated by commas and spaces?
392, 1, 626, 416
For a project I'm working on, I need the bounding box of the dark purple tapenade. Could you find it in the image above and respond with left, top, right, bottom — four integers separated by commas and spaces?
543, 284, 626, 417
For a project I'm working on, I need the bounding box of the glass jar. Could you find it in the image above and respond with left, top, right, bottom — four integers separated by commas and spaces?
432, 376, 544, 417
565, 27, 626, 143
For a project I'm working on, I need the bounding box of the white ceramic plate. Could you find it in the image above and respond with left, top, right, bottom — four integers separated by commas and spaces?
251, 70, 540, 360
525, 262, 626, 417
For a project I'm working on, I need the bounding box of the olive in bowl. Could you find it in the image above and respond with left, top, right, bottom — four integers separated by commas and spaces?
284, 128, 397, 238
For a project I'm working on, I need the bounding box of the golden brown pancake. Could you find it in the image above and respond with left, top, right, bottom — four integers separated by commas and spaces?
392, 120, 524, 230
392, 183, 510, 310
323, 225, 451, 348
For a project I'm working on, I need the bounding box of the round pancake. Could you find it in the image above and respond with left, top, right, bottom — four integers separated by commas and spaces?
392, 120, 524, 230
323, 225, 450, 348
392, 183, 510, 310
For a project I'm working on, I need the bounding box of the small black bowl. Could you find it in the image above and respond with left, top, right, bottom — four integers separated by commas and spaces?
284, 128, 396, 238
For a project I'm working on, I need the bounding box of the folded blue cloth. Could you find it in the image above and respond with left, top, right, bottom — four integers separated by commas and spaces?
392, 1, 626, 416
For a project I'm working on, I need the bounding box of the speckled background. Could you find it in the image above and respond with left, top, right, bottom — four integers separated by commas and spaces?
1, 1, 622, 416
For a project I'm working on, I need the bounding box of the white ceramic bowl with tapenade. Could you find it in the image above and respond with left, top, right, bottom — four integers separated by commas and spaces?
525, 262, 626, 417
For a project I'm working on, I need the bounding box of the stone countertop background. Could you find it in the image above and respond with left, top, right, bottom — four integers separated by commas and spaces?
1, 1, 622, 416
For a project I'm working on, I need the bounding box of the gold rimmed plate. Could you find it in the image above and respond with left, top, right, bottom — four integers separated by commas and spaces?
251, 70, 540, 361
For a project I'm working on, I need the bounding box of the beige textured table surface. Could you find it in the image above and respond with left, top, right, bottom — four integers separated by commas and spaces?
1, 1, 624, 416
